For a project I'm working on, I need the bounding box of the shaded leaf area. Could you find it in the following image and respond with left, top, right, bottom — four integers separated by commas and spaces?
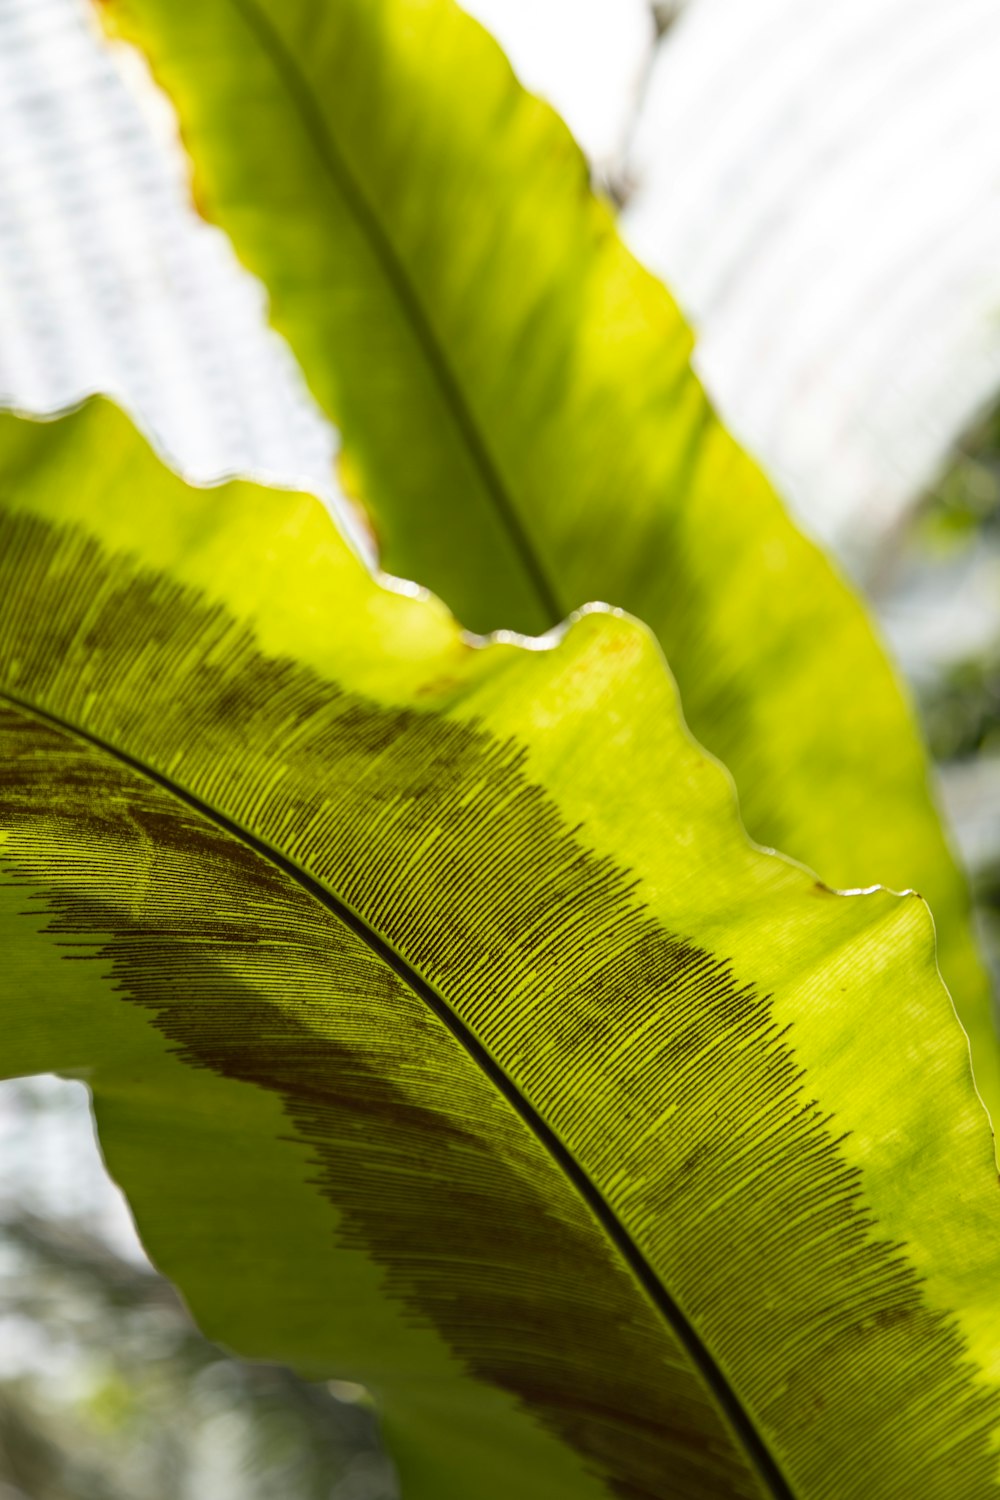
2, 404, 1000, 1497
0, 1207, 392, 1500
97, 0, 994, 1103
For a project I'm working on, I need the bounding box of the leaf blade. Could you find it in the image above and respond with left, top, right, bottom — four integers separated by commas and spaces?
3, 401, 1000, 1496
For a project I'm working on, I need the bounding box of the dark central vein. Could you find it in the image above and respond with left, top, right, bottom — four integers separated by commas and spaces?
224, 0, 564, 628
3, 687, 792, 1500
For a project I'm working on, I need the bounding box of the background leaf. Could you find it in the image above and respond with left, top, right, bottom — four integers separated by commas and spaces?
97, 0, 998, 1112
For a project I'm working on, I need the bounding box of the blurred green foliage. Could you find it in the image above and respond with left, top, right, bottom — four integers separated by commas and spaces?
917, 405, 1000, 763
0, 1199, 395, 1499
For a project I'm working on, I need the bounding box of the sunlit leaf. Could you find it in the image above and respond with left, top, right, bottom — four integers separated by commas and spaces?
2, 400, 1000, 1499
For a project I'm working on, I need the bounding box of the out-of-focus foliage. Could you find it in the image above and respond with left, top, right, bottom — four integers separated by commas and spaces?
0, 1082, 393, 1500
876, 402, 1000, 1015
914, 405, 1000, 764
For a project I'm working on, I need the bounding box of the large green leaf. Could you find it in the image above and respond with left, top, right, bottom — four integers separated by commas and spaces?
97, 0, 996, 1111
3, 399, 1000, 1498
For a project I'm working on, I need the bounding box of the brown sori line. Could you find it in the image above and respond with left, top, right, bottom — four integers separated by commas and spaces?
1, 706, 764, 1498
0, 688, 793, 1500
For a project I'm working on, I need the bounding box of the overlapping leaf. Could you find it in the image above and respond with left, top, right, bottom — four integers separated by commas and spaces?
96, 0, 997, 1113
2, 400, 1000, 1498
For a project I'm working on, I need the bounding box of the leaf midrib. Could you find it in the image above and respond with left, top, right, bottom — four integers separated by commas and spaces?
223, 0, 563, 627
4, 685, 792, 1497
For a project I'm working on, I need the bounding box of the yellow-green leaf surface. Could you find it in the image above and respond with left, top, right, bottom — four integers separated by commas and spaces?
97, 0, 996, 1113
2, 400, 1000, 1498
